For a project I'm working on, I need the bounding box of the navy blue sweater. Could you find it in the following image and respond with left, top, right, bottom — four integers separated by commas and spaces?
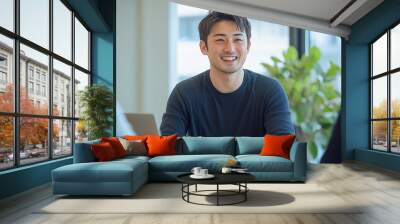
160, 69, 294, 137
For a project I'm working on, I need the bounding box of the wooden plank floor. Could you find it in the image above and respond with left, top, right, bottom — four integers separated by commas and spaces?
1, 162, 400, 224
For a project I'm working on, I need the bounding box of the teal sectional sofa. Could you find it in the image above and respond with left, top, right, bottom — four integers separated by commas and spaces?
52, 137, 307, 196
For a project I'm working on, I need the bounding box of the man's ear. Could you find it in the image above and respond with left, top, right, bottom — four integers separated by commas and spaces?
199, 40, 208, 55
247, 39, 251, 51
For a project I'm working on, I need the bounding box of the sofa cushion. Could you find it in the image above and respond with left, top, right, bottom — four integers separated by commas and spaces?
147, 134, 177, 157
260, 134, 296, 159
119, 138, 147, 156
236, 137, 263, 155
148, 154, 235, 172
179, 137, 235, 155
123, 135, 148, 141
91, 142, 118, 161
236, 155, 293, 172
101, 137, 127, 158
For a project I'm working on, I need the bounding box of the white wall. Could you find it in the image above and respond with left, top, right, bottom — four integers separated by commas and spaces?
116, 0, 175, 136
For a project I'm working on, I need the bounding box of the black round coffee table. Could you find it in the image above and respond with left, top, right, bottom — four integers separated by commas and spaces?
177, 173, 255, 206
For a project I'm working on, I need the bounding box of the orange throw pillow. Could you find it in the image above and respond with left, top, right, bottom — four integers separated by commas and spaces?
91, 142, 117, 161
101, 137, 127, 158
259, 134, 296, 159
123, 135, 148, 141
146, 134, 177, 157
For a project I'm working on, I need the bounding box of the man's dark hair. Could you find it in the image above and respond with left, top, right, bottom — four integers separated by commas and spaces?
198, 11, 251, 46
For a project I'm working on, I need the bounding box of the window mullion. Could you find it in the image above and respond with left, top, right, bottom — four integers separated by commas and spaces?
71, 10, 76, 155
388, 30, 391, 152
13, 0, 20, 167
49, 0, 54, 160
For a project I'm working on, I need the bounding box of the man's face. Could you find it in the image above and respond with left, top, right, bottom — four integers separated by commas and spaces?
200, 20, 251, 75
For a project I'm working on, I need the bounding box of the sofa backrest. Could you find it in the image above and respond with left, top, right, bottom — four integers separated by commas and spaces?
178, 137, 236, 155
73, 139, 100, 163
235, 137, 263, 155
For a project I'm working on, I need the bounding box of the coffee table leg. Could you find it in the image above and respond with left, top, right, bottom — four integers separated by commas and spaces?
217, 184, 219, 206
245, 183, 247, 201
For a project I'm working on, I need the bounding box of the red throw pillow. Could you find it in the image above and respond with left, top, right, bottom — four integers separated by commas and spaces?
259, 134, 296, 159
146, 134, 177, 157
91, 142, 117, 161
101, 137, 127, 158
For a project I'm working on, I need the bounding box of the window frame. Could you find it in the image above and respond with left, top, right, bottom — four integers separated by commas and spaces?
0, 0, 92, 171
369, 20, 400, 154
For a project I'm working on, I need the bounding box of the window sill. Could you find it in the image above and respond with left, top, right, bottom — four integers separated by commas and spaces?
0, 156, 72, 176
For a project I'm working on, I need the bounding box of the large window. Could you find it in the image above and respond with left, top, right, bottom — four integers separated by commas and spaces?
0, 0, 91, 171
370, 23, 400, 153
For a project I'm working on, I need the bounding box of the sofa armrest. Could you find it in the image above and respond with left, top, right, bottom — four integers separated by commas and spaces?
289, 142, 307, 181
73, 140, 99, 163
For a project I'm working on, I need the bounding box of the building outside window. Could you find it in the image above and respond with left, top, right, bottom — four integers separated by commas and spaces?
371, 23, 400, 154
41, 73, 46, 82
0, 54, 7, 67
28, 81, 34, 94
0, 71, 7, 87
28, 67, 34, 80
35, 83, 40, 95
0, 0, 91, 170
35, 70, 40, 81
41, 85, 46, 97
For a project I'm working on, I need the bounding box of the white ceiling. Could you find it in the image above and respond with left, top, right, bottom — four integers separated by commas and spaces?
225, 0, 352, 23
171, 0, 384, 38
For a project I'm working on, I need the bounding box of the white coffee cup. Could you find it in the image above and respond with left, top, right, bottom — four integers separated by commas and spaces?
221, 167, 232, 173
199, 169, 208, 176
191, 167, 202, 176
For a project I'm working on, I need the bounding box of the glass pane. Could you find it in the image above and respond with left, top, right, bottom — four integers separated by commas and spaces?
391, 24, 400, 70
391, 72, 400, 118
246, 20, 289, 73
391, 120, 400, 153
372, 33, 387, 76
0, 116, 13, 170
372, 77, 387, 119
20, 44, 49, 115
307, 31, 341, 71
53, 0, 72, 60
372, 121, 388, 151
53, 119, 72, 157
0, 34, 14, 112
20, 117, 49, 165
74, 17, 89, 70
74, 69, 89, 118
20, 0, 49, 49
0, 0, 14, 31
75, 120, 88, 143
53, 59, 72, 117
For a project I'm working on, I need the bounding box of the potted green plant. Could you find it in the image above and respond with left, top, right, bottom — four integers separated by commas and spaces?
79, 84, 113, 140
262, 46, 341, 162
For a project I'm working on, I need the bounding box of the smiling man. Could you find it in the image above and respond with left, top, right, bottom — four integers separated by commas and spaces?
160, 12, 294, 137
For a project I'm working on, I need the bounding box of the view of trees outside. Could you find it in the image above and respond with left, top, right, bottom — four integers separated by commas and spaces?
371, 24, 400, 153
0, 85, 62, 168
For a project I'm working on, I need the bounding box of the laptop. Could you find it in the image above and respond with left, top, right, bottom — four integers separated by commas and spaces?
124, 113, 159, 135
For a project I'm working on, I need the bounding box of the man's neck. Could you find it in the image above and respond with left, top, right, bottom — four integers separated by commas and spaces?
209, 68, 244, 93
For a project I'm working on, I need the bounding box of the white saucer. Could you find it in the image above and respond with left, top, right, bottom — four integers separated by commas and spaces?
190, 174, 215, 179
